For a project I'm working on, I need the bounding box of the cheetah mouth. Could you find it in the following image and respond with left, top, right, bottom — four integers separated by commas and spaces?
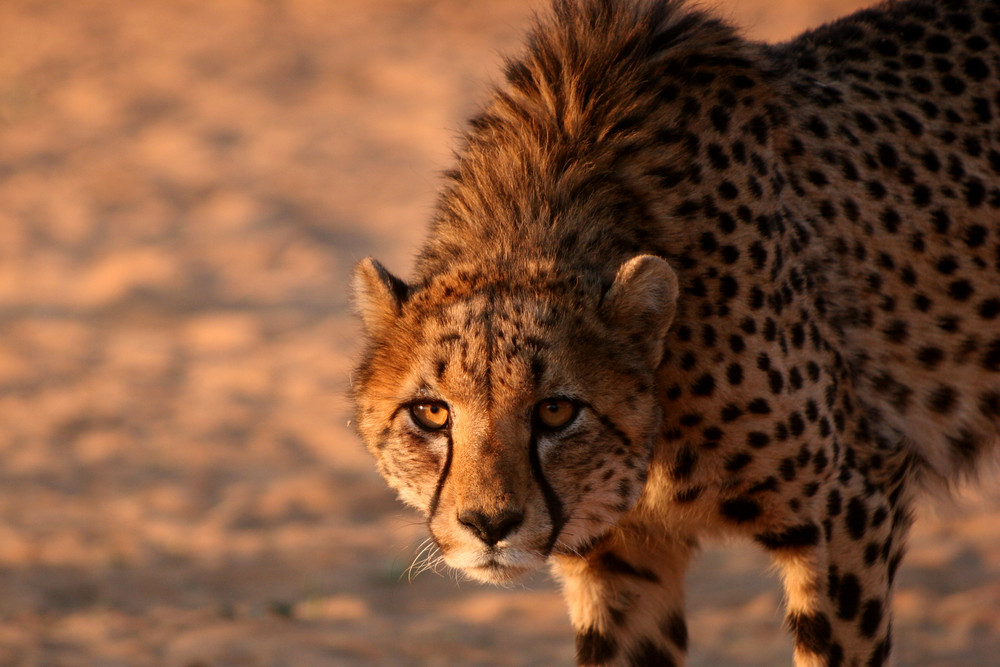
476, 559, 531, 578
467, 559, 532, 583
445, 546, 547, 584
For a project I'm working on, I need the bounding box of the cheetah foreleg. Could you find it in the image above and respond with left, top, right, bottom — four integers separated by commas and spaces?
551, 529, 694, 666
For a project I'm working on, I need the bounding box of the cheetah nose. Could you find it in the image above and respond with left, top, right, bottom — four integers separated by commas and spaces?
457, 508, 524, 546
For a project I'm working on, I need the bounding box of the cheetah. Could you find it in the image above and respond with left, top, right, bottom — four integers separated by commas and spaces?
351, 0, 1000, 664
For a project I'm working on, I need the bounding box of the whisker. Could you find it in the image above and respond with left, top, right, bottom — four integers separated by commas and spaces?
403, 537, 440, 582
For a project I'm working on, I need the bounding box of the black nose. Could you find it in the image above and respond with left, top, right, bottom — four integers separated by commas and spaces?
457, 509, 524, 546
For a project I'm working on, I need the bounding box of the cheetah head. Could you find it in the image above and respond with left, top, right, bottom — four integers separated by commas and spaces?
351, 255, 677, 583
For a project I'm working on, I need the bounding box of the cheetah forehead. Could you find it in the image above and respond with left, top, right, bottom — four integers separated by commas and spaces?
406, 260, 608, 314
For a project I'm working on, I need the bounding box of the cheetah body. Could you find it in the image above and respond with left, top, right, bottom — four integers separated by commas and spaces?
352, 1, 1000, 664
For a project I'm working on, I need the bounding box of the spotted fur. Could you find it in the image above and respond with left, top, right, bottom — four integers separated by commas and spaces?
352, 0, 1000, 664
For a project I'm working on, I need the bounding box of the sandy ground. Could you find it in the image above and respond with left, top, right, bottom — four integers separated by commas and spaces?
1, 0, 998, 664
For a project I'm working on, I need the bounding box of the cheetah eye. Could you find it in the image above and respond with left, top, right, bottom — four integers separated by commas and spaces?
535, 399, 577, 430
410, 402, 450, 430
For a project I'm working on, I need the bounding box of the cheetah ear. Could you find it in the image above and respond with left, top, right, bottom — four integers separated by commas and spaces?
601, 255, 679, 364
352, 257, 410, 338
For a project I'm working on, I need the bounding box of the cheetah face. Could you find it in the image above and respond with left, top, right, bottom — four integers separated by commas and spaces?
352, 255, 677, 583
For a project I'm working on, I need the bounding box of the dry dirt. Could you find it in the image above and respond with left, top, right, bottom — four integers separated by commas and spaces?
1, 0, 998, 665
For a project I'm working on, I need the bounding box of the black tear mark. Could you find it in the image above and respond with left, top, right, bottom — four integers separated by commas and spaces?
427, 433, 454, 521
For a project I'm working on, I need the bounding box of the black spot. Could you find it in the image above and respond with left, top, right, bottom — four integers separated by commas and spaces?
703, 426, 723, 442
966, 179, 986, 207
936, 256, 959, 274
877, 143, 898, 169
837, 573, 862, 620
869, 638, 891, 667
748, 398, 772, 414
845, 497, 868, 540
882, 320, 908, 343
965, 225, 988, 248
706, 144, 730, 171
948, 280, 974, 301
964, 56, 990, 80
710, 106, 731, 133
964, 136, 983, 157
720, 245, 740, 264
896, 108, 924, 136
807, 170, 829, 186
854, 112, 878, 133
748, 114, 769, 144
672, 446, 696, 479
662, 612, 688, 651
911, 184, 932, 207
813, 449, 830, 475
806, 115, 829, 138
727, 363, 744, 385
673, 199, 701, 218
680, 352, 697, 370
926, 34, 952, 53
860, 600, 884, 638
973, 98, 993, 124
866, 180, 887, 200
679, 413, 702, 427
769, 370, 785, 394
530, 357, 546, 386
720, 275, 739, 299
598, 552, 659, 582
942, 75, 966, 95
827, 488, 843, 516
949, 428, 980, 462
748, 476, 779, 494
966, 35, 989, 51
916, 346, 944, 368
788, 611, 832, 654
937, 315, 960, 332
747, 431, 770, 449
721, 403, 744, 422
788, 411, 805, 436
982, 339, 1000, 372
979, 299, 1000, 320
909, 75, 933, 93
720, 497, 762, 523
718, 181, 739, 200
872, 37, 898, 57
755, 523, 820, 550
879, 208, 901, 234
979, 391, 1000, 417
927, 385, 958, 414
576, 629, 618, 664
674, 486, 702, 503
691, 374, 716, 397
725, 452, 753, 472
628, 641, 676, 667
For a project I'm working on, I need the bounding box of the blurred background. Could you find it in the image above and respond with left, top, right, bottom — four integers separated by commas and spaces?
1, 0, 998, 664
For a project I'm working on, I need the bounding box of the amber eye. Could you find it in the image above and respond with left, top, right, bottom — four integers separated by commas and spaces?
536, 399, 577, 430
410, 402, 450, 430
